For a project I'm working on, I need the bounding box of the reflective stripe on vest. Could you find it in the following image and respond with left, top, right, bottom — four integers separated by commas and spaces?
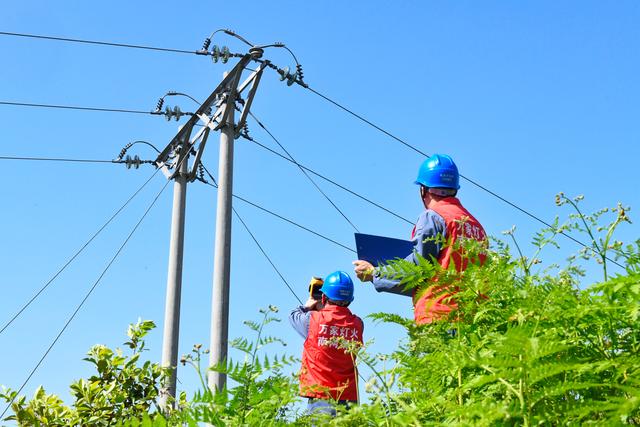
299, 305, 363, 401
412, 197, 486, 324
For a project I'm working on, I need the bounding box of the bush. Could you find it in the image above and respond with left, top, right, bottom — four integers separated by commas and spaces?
1, 320, 169, 426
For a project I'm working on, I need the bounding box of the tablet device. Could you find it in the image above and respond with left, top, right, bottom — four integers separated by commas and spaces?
354, 233, 414, 266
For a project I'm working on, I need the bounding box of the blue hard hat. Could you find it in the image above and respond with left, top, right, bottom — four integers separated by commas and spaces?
320, 271, 354, 302
415, 154, 460, 189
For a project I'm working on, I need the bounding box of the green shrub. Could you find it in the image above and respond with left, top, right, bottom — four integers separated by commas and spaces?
1, 320, 169, 426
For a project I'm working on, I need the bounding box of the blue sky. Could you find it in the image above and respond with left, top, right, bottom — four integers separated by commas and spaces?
1, 0, 639, 413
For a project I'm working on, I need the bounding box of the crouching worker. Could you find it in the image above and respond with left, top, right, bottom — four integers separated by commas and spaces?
289, 271, 364, 416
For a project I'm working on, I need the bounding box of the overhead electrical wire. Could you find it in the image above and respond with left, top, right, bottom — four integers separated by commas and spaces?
233, 193, 357, 253
203, 171, 303, 305
0, 151, 357, 253
0, 176, 171, 419
0, 31, 196, 55
0, 100, 151, 115
0, 30, 626, 268
0, 168, 161, 336
233, 209, 303, 305
0, 155, 115, 164
243, 136, 413, 225
198, 165, 356, 254
248, 112, 360, 233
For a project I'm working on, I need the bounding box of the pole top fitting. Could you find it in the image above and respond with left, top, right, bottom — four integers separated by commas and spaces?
249, 47, 264, 59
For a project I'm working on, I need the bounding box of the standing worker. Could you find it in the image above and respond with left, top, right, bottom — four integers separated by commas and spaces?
353, 154, 486, 324
289, 271, 364, 416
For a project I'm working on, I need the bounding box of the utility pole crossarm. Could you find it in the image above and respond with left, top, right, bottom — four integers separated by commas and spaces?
153, 54, 253, 178
234, 63, 265, 137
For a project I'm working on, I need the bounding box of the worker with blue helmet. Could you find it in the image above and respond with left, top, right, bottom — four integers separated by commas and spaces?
353, 154, 487, 324
289, 271, 363, 416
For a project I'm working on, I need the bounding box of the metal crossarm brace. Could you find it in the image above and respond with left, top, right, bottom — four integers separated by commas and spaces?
234, 63, 265, 137
154, 55, 266, 184
154, 54, 252, 179
186, 65, 265, 182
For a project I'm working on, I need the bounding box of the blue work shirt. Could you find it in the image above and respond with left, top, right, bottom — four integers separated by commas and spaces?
371, 209, 446, 296
289, 306, 313, 339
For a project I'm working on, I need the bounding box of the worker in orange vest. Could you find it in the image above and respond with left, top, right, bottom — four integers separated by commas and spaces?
289, 271, 364, 415
353, 154, 486, 324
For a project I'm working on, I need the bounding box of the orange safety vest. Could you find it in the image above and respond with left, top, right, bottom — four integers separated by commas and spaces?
412, 197, 486, 324
299, 305, 363, 401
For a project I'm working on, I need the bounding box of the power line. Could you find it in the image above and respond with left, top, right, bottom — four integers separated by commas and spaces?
198, 166, 356, 254
0, 100, 150, 115
0, 169, 161, 336
234, 193, 356, 253
201, 170, 302, 305
0, 155, 115, 164
2, 94, 604, 266
304, 87, 428, 158
248, 112, 360, 233
0, 177, 171, 419
0, 31, 197, 55
233, 207, 303, 305
301, 86, 627, 269
242, 135, 413, 225
0, 29, 623, 267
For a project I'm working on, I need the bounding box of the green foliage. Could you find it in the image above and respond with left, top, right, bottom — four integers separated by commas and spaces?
348, 194, 640, 426
3, 195, 639, 426
177, 305, 300, 426
1, 319, 169, 426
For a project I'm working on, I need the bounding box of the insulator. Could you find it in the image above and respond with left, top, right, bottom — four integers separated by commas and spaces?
287, 71, 297, 86
279, 66, 289, 81
296, 64, 305, 82
211, 45, 220, 63
124, 155, 141, 169
155, 98, 165, 112
221, 46, 230, 64
202, 38, 211, 51
165, 106, 172, 121
198, 163, 206, 182
172, 106, 183, 121
117, 142, 133, 161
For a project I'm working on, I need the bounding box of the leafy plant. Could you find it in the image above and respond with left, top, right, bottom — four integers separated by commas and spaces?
1, 319, 169, 426
179, 305, 300, 426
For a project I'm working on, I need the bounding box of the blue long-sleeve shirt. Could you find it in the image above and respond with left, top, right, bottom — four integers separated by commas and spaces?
289, 306, 312, 339
371, 209, 447, 297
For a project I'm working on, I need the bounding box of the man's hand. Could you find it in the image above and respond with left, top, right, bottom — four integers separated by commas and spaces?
352, 260, 375, 282
304, 296, 320, 311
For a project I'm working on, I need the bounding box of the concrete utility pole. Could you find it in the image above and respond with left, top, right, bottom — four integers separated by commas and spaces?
207, 52, 264, 392
159, 146, 189, 410
153, 50, 264, 403
208, 86, 235, 391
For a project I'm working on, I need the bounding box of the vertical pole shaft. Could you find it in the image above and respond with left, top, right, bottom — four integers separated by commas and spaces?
159, 152, 189, 409
208, 94, 235, 391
